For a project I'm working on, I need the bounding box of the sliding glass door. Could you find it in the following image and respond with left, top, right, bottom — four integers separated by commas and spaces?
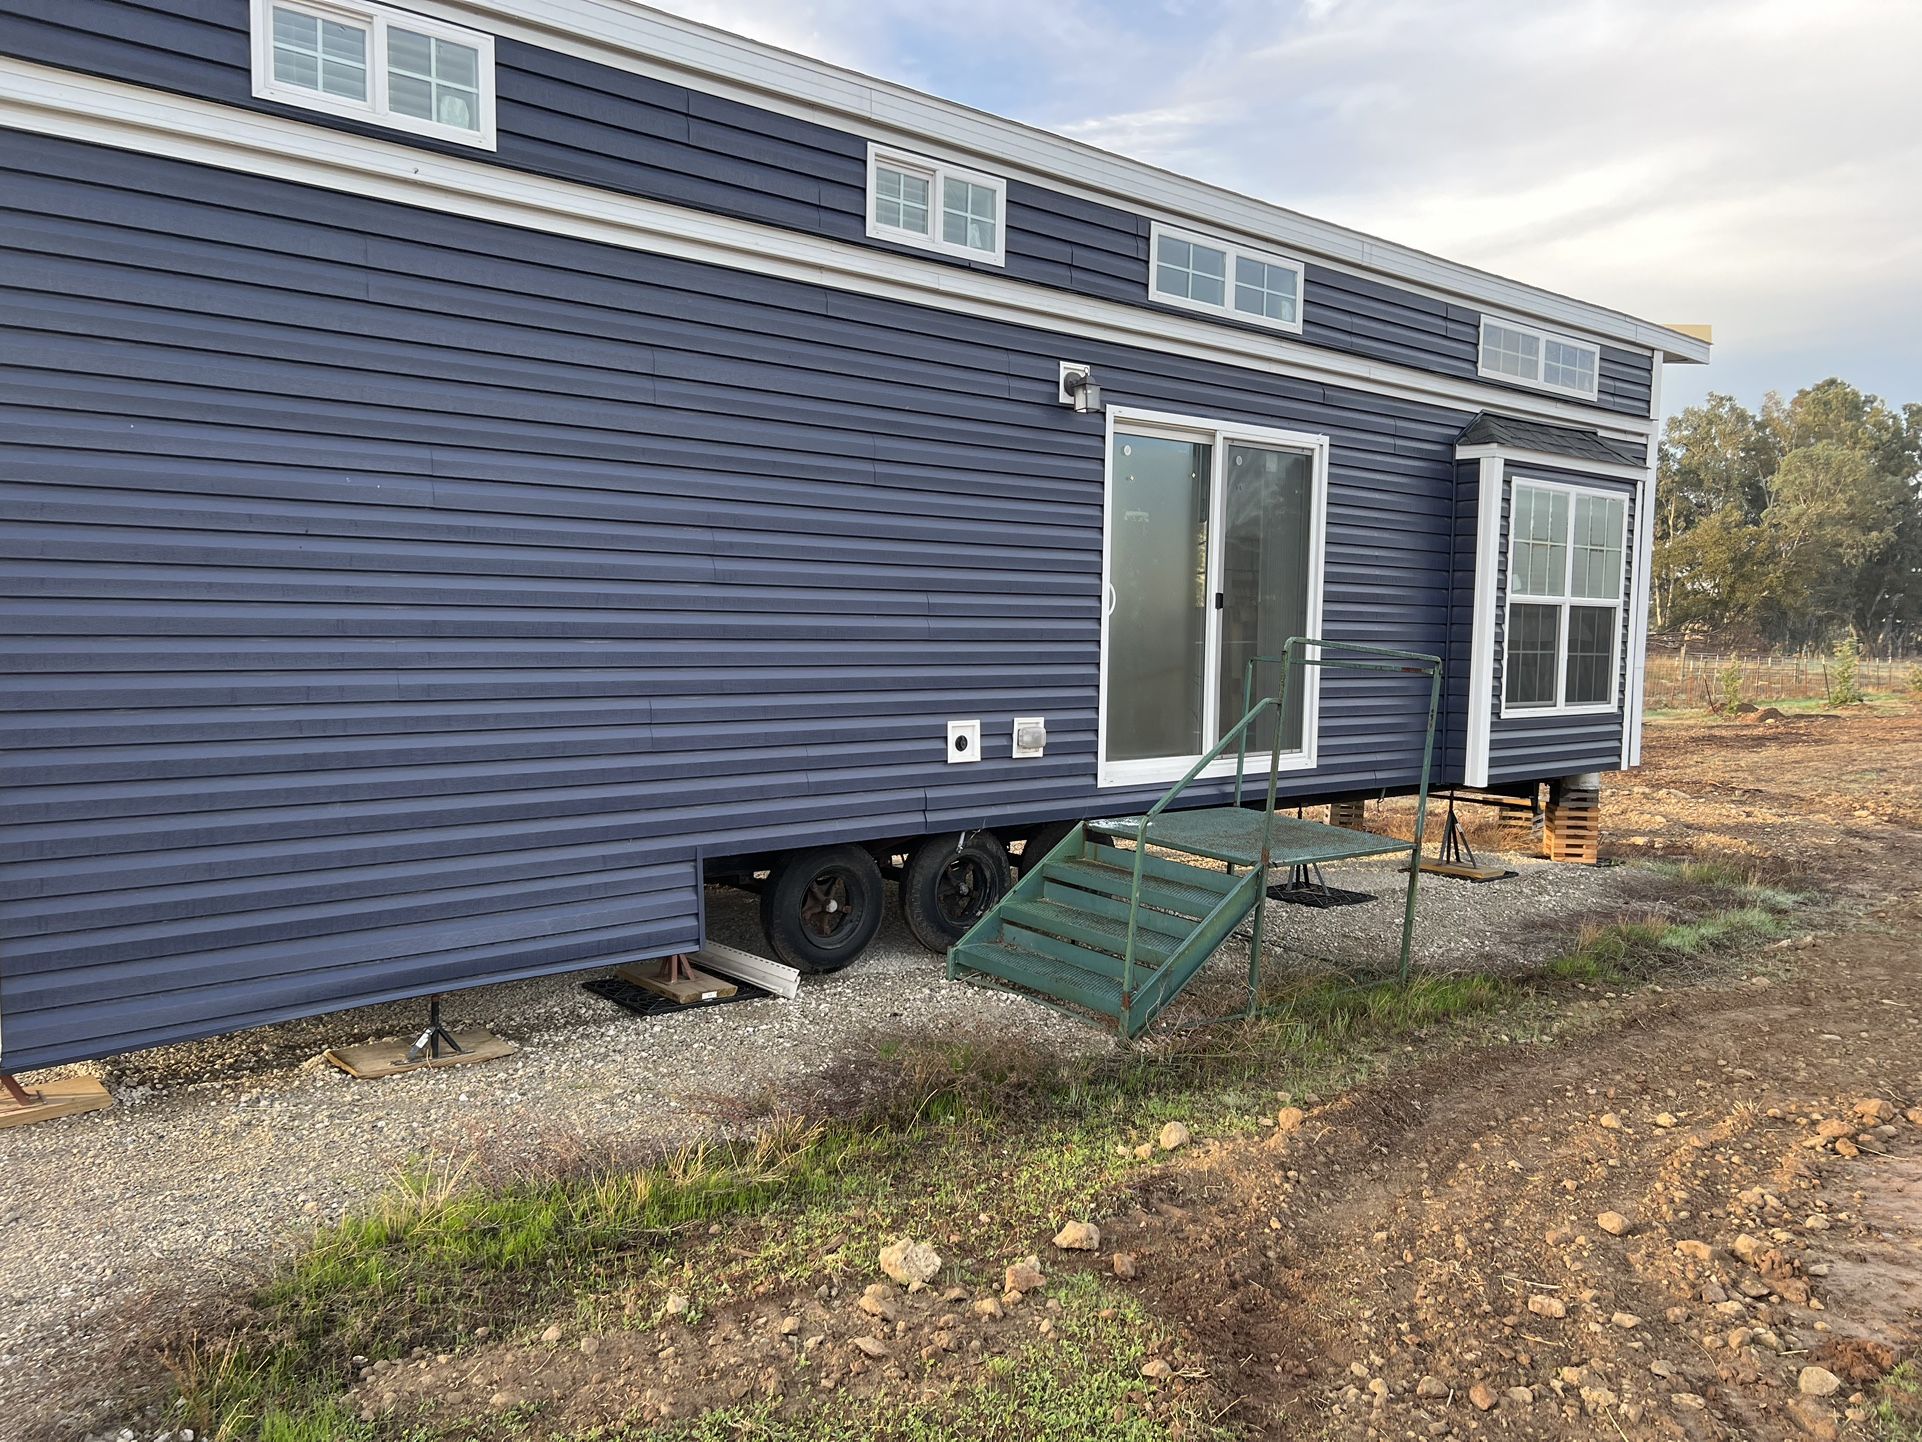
1100, 413, 1324, 787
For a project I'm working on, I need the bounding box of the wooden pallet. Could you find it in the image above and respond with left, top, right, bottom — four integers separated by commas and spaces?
0, 1075, 113, 1130
614, 960, 738, 1006
324, 1029, 517, 1080
1544, 787, 1602, 864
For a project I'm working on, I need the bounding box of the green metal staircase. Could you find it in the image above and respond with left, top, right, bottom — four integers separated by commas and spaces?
947, 639, 1443, 1037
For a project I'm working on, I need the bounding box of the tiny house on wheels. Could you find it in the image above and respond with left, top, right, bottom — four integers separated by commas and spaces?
0, 1, 1709, 1075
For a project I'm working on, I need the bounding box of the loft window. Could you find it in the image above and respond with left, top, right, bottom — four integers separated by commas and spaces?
1149, 223, 1304, 333
1478, 318, 1600, 399
251, 0, 496, 149
866, 145, 1006, 265
1503, 481, 1628, 713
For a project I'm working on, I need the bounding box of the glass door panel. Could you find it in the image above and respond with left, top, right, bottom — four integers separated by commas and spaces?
1216, 443, 1313, 757
1104, 433, 1211, 765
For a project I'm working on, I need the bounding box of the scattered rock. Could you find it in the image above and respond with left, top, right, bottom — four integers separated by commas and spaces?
1612, 1312, 1642, 1329
1416, 1374, 1449, 1399
971, 1296, 1004, 1320
858, 1283, 900, 1321
879, 1238, 942, 1287
664, 1293, 691, 1317
1158, 1121, 1192, 1151
1799, 1365, 1842, 1397
1596, 1210, 1632, 1236
1141, 1358, 1174, 1381
850, 1336, 890, 1359
1274, 1106, 1306, 1133
1675, 1240, 1713, 1261
1052, 1221, 1101, 1251
1469, 1381, 1498, 1411
1655, 1112, 1678, 1127
1599, 1112, 1623, 1130
1004, 1256, 1045, 1294
1111, 1251, 1138, 1280
1853, 1098, 1895, 1123
1527, 1294, 1567, 1319
779, 1315, 801, 1336
1506, 1385, 1535, 1406
539, 1324, 564, 1344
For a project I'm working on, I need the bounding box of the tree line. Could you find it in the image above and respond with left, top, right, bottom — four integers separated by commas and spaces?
1655, 379, 1921, 651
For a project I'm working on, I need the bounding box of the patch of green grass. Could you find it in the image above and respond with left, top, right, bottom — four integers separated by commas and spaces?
605, 1274, 1211, 1442
1872, 1360, 1922, 1441
1541, 902, 1792, 986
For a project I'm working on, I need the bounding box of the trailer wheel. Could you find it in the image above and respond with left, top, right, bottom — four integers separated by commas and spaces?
901, 831, 1012, 952
1017, 820, 1077, 874
760, 845, 886, 974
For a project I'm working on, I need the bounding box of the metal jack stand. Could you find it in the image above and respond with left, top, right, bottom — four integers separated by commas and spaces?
1413, 795, 1514, 882
404, 994, 467, 1065
1266, 858, 1375, 909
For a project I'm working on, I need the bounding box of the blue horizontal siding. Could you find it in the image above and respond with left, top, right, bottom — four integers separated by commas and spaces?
0, 132, 1624, 1070
0, 0, 1653, 416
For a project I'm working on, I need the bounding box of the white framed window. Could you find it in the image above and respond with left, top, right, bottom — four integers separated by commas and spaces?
1097, 406, 1329, 788
864, 144, 1006, 265
1502, 479, 1628, 715
250, 0, 496, 150
1148, 223, 1304, 334
1478, 317, 1600, 400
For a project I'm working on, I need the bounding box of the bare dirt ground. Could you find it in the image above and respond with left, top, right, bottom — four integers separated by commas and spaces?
1130, 702, 1922, 1438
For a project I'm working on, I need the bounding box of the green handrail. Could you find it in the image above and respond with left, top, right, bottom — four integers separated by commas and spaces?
1116, 691, 1284, 1008
1121, 636, 1444, 1009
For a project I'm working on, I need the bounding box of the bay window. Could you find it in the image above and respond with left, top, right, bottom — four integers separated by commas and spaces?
1503, 481, 1627, 713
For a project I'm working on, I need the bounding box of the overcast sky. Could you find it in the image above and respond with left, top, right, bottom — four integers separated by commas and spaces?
651, 0, 1921, 418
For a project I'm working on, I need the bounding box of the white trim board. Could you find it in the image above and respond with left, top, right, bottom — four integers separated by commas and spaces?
0, 60, 1659, 442
1462, 455, 1504, 789
376, 0, 1709, 366
1623, 358, 1664, 768
1454, 444, 1647, 484
1096, 404, 1328, 790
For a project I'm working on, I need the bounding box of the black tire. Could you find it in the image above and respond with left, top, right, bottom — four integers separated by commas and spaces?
1018, 820, 1079, 875
759, 845, 886, 974
901, 831, 1013, 952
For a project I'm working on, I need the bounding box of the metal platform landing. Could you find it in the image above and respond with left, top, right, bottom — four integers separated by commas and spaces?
1089, 809, 1410, 871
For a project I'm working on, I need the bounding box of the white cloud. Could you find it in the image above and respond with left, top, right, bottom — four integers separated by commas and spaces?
638, 0, 1922, 408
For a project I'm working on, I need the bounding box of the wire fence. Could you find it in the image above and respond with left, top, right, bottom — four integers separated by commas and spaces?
1643, 649, 1919, 711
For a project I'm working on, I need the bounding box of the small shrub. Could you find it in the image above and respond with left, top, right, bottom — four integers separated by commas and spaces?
1825, 635, 1865, 707
1715, 661, 1745, 715
1908, 663, 1922, 697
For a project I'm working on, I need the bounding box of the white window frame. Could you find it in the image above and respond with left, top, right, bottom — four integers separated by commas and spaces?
250, 0, 498, 151
1499, 476, 1629, 719
863, 143, 1006, 266
1148, 222, 1305, 335
1477, 316, 1600, 401
1096, 405, 1328, 789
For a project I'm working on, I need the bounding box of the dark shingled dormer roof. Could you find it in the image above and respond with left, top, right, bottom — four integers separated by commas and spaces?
1456, 412, 1645, 469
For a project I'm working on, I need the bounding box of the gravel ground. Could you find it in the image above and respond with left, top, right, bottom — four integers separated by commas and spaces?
0, 849, 1671, 1438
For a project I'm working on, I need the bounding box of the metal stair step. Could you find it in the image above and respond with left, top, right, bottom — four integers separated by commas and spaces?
1043, 857, 1231, 921
999, 898, 1180, 966
1036, 877, 1197, 939
950, 938, 1124, 1019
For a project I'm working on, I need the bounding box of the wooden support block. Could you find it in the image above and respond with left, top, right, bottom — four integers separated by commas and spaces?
1417, 859, 1514, 883
0, 1075, 113, 1130
1327, 799, 1368, 830
323, 1029, 517, 1080
1544, 786, 1602, 865
615, 961, 738, 1005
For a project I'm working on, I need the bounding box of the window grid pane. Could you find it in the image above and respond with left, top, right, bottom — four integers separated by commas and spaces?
1504, 603, 1560, 708
874, 165, 931, 235
386, 27, 482, 130
1563, 606, 1615, 704
1570, 494, 1625, 600
1543, 338, 1598, 392
272, 6, 368, 101
1509, 485, 1568, 597
1232, 255, 1299, 324
1482, 322, 1540, 380
1155, 235, 1227, 307
941, 176, 997, 253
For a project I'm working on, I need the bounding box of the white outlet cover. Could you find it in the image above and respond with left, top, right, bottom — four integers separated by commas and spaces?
946, 719, 981, 764
1012, 716, 1046, 758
